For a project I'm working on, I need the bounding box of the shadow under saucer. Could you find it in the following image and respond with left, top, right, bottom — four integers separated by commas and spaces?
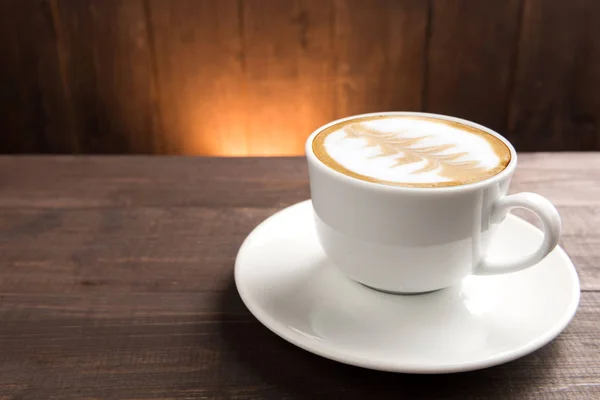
217, 275, 566, 399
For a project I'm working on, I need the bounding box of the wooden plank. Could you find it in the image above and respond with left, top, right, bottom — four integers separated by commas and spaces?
0, 207, 272, 295
334, 0, 428, 117
0, 0, 38, 152
425, 0, 522, 133
0, 0, 78, 153
242, 0, 337, 155
0, 156, 310, 209
0, 0, 162, 154
147, 0, 246, 155
0, 154, 599, 290
0, 204, 597, 292
571, 0, 600, 151
52, 0, 162, 153
508, 0, 600, 151
0, 287, 597, 398
1, 154, 599, 208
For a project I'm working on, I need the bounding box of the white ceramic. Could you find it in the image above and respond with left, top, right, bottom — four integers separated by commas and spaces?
306, 112, 562, 293
235, 200, 580, 374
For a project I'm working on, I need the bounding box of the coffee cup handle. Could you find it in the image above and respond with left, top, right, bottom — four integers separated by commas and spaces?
475, 192, 561, 275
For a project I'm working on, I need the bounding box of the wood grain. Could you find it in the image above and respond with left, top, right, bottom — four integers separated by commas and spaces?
2, 1, 600, 155
0, 291, 598, 399
425, 0, 522, 133
0, 0, 78, 153
2, 153, 599, 208
242, 0, 337, 155
508, 0, 600, 151
147, 0, 246, 155
334, 0, 428, 116
0, 0, 162, 154
0, 156, 309, 209
0, 155, 598, 398
53, 0, 162, 153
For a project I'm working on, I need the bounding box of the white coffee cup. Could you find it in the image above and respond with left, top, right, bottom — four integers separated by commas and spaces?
306, 112, 561, 294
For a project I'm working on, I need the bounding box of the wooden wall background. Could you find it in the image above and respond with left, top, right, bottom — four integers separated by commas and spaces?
1, 0, 599, 155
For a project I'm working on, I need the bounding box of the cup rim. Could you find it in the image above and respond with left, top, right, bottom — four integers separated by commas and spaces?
305, 111, 517, 194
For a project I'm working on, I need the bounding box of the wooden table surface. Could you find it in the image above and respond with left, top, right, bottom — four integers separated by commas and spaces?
0, 154, 599, 399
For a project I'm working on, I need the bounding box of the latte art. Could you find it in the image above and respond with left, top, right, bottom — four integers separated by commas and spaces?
312, 115, 511, 187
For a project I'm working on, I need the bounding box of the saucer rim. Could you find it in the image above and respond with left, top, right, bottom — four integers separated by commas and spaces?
234, 200, 581, 374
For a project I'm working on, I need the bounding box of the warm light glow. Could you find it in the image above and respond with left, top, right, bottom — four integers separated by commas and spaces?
204, 139, 303, 157
187, 115, 309, 156
176, 78, 334, 156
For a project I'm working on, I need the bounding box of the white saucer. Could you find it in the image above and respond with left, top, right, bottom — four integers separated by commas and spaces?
235, 200, 580, 373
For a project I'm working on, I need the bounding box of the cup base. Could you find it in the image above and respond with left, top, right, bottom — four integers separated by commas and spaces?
358, 281, 446, 295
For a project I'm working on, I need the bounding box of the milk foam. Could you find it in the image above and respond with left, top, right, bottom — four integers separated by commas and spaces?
321, 117, 508, 185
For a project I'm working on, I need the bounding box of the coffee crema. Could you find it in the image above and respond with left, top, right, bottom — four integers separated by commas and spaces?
312, 115, 511, 188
